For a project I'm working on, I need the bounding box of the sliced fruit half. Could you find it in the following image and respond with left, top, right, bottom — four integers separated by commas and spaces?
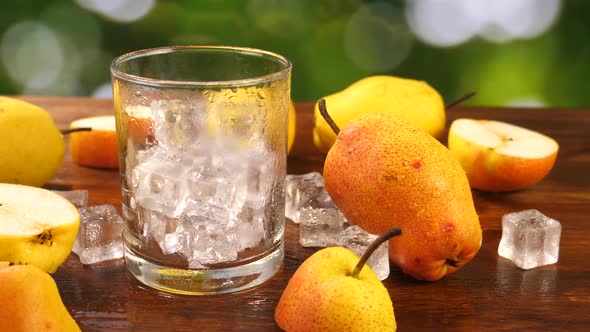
448, 118, 559, 192
69, 115, 119, 169
0, 184, 80, 273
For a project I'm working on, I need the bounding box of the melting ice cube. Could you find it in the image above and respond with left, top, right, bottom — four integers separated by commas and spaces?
498, 209, 561, 270
337, 226, 390, 280
299, 191, 348, 247
72, 205, 124, 265
53, 190, 89, 209
285, 172, 325, 223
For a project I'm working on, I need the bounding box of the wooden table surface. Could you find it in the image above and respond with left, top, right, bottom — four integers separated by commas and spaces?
17, 96, 590, 331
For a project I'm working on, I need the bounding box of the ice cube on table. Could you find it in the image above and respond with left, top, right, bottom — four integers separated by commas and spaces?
498, 209, 562, 270
72, 205, 124, 265
285, 172, 325, 223
299, 191, 348, 247
337, 225, 390, 280
53, 190, 89, 209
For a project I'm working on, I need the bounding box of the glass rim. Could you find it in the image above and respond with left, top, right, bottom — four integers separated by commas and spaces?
110, 45, 292, 88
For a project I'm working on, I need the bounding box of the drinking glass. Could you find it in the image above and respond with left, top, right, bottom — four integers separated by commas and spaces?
111, 46, 291, 295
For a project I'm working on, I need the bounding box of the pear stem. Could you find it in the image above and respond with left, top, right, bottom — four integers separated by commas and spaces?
445, 91, 476, 110
60, 127, 92, 135
351, 227, 402, 279
318, 98, 340, 135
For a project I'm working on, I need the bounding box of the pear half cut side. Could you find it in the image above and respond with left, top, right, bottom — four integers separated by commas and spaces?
0, 184, 80, 273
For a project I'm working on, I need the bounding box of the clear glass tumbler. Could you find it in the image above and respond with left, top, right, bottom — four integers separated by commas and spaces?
110, 46, 291, 295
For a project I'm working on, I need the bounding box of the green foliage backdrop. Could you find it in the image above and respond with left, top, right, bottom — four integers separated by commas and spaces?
1, 0, 589, 107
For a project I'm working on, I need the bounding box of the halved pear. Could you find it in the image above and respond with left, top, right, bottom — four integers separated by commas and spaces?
69, 115, 119, 169
0, 184, 80, 273
448, 119, 559, 192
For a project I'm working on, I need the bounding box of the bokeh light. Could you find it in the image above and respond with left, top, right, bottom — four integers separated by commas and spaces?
344, 2, 414, 72
41, 3, 102, 50
1, 21, 64, 91
462, 0, 561, 43
406, 0, 561, 46
92, 82, 113, 99
506, 97, 546, 108
0, 0, 589, 107
74, 0, 156, 23
405, 0, 477, 47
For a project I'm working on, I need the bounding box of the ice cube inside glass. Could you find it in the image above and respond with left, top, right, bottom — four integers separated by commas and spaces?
498, 209, 561, 270
111, 45, 291, 295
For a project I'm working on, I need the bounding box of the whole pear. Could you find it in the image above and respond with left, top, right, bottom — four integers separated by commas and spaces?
0, 263, 80, 331
275, 228, 399, 332
313, 75, 445, 153
0, 97, 64, 187
322, 108, 481, 281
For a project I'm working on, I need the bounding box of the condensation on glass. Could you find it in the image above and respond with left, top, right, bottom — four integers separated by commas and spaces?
111, 46, 291, 295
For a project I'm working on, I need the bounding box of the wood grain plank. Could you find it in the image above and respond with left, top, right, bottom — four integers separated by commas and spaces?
9, 96, 589, 331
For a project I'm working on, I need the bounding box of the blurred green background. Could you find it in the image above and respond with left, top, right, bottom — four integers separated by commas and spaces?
1, 0, 588, 107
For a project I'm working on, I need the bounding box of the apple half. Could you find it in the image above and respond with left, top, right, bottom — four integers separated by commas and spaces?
448, 119, 559, 192
0, 184, 80, 273
69, 115, 119, 169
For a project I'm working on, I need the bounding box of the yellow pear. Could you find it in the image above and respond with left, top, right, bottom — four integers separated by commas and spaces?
313, 75, 445, 153
288, 101, 296, 153
0, 184, 80, 273
0, 97, 64, 186
320, 101, 481, 281
276, 229, 400, 332
0, 263, 80, 331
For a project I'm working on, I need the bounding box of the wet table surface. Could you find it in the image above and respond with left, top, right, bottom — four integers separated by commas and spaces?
16, 96, 590, 331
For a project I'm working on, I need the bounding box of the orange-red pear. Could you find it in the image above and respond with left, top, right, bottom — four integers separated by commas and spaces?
321, 103, 481, 281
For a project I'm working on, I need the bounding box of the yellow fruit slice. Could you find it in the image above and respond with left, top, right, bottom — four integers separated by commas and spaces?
0, 184, 80, 273
0, 97, 64, 186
